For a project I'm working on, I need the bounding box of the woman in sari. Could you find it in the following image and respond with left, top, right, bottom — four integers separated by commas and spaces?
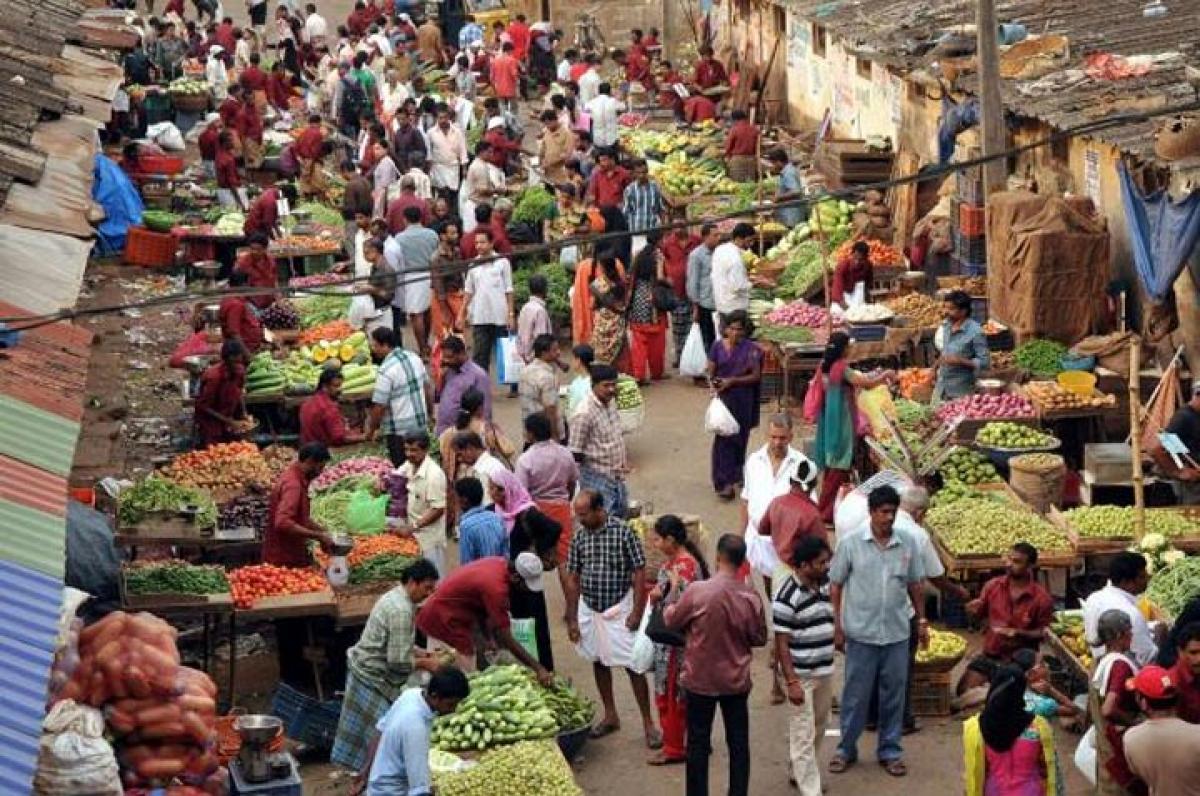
706, 310, 762, 499
589, 252, 630, 371
1089, 609, 1146, 796
646, 514, 709, 766
804, 331, 894, 521
627, 238, 668, 384
491, 469, 562, 672
963, 666, 1058, 796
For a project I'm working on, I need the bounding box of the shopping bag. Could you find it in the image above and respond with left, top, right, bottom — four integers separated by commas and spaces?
628, 610, 655, 674
495, 335, 524, 385
510, 617, 539, 662
679, 323, 708, 376
1074, 725, 1097, 786
704, 395, 740, 436
346, 490, 389, 535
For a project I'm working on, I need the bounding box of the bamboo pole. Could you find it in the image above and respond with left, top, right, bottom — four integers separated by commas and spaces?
1130, 341, 1146, 541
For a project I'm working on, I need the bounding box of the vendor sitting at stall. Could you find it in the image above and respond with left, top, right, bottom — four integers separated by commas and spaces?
330, 557, 442, 773
292, 113, 328, 198
243, 182, 297, 239
831, 239, 873, 308
1153, 381, 1200, 505
933, 289, 990, 401
194, 338, 250, 448
693, 45, 728, 91
681, 89, 718, 125
234, 232, 278, 309
299, 367, 367, 447
724, 109, 759, 182
414, 554, 557, 685
264, 441, 337, 566
218, 271, 265, 353
267, 60, 295, 111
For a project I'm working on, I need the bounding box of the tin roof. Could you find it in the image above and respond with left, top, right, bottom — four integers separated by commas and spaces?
0, 499, 67, 580
0, 560, 64, 796
787, 0, 1200, 161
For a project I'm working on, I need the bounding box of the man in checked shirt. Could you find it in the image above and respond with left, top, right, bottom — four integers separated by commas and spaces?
565, 489, 662, 749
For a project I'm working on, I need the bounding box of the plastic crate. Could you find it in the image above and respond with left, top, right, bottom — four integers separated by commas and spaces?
270, 683, 343, 752
911, 669, 952, 716
953, 257, 987, 277
140, 154, 186, 175
124, 225, 178, 267
959, 203, 986, 237
953, 229, 987, 264
956, 170, 985, 205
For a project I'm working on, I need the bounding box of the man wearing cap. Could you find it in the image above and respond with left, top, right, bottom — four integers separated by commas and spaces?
1125, 664, 1200, 795
1153, 382, 1200, 504
414, 554, 555, 685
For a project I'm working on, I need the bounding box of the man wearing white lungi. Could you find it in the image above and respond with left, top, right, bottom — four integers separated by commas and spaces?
565, 489, 662, 748
427, 108, 469, 205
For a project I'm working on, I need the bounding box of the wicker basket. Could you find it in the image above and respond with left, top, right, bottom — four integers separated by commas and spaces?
172, 92, 210, 113
1009, 452, 1065, 514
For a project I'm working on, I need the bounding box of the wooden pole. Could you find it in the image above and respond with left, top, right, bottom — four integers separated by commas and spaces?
814, 203, 834, 339
1130, 341, 1146, 541
975, 0, 1007, 195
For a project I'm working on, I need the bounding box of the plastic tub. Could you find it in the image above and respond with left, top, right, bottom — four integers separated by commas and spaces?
1057, 370, 1097, 397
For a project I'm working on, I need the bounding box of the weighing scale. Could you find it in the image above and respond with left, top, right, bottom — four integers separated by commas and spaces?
192, 259, 223, 292
325, 534, 354, 587
229, 715, 302, 795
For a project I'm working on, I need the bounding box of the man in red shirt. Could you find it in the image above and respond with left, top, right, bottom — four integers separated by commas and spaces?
345, 1, 369, 36
198, 116, 223, 178
218, 272, 264, 353
239, 97, 265, 169
415, 554, 556, 681
264, 442, 336, 566
724, 109, 760, 181
218, 85, 246, 138
242, 183, 296, 239
958, 542, 1054, 693
266, 61, 293, 111
682, 92, 718, 125
831, 239, 873, 306
585, 150, 630, 210
239, 52, 268, 93
506, 14, 531, 62
490, 42, 521, 113
693, 45, 728, 90
193, 338, 249, 448
385, 176, 430, 234
1171, 622, 1200, 723
459, 205, 512, 258
569, 53, 592, 83
291, 114, 327, 198
758, 460, 825, 585
234, 233, 277, 309
214, 131, 245, 210
299, 368, 366, 447
482, 116, 520, 171
620, 46, 652, 89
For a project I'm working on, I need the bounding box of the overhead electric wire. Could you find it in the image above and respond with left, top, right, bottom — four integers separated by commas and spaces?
5, 95, 1198, 332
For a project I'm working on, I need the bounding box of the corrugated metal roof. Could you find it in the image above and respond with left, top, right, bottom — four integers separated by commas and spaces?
0, 300, 92, 426
785, 0, 1200, 161
0, 499, 66, 579
0, 456, 67, 517
0, 398, 82, 478
0, 561, 63, 796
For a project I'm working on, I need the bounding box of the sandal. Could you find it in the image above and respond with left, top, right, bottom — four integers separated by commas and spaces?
644, 728, 663, 750
589, 722, 619, 739
828, 756, 854, 774
881, 759, 907, 777
647, 752, 685, 766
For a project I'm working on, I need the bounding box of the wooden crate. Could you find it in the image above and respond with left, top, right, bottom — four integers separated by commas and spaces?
911, 669, 952, 717
333, 581, 396, 625
118, 508, 215, 540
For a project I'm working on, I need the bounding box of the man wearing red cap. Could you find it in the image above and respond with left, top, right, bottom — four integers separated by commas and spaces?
1125, 663, 1200, 796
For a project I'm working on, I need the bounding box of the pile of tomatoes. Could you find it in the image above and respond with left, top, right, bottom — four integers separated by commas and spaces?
227, 564, 329, 609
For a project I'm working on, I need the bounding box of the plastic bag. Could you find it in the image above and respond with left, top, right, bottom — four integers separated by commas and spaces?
495, 335, 524, 385
1074, 725, 1097, 786
628, 610, 655, 674
510, 617, 539, 662
856, 385, 897, 438
704, 395, 740, 436
346, 490, 389, 535
146, 122, 185, 152
34, 700, 122, 796
679, 323, 708, 377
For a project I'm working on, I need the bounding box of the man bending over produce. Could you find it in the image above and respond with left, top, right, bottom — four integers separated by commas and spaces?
263, 441, 337, 566
332, 558, 442, 773
415, 554, 557, 687
193, 338, 250, 448
358, 665, 470, 796
299, 367, 367, 448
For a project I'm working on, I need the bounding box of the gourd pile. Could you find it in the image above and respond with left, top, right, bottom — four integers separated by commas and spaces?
615, 376, 643, 411
649, 152, 738, 196
938, 447, 999, 485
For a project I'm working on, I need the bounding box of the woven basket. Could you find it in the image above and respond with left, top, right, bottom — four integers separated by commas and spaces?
1008, 453, 1065, 514
172, 92, 210, 113
1155, 116, 1200, 162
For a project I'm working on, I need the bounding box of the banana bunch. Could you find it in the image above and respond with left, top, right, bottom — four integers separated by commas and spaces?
915, 628, 967, 664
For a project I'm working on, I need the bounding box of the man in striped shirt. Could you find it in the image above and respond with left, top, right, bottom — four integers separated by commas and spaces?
773, 536, 835, 796
622, 158, 666, 237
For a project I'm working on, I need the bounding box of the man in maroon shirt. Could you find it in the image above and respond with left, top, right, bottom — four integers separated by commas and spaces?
660, 225, 699, 365
218, 85, 246, 139
214, 16, 236, 54
693, 45, 728, 90
385, 177, 430, 234
758, 460, 825, 584
299, 368, 366, 447
266, 61, 293, 111
242, 183, 290, 239
198, 116, 223, 178
234, 233, 277, 309
664, 534, 767, 795
724, 109, 760, 181
214, 131, 245, 210
459, 205, 512, 258
586, 151, 630, 210
682, 92, 718, 125
239, 52, 269, 93
958, 542, 1054, 693
415, 555, 555, 683
264, 442, 336, 566
218, 272, 264, 353
1171, 622, 1200, 723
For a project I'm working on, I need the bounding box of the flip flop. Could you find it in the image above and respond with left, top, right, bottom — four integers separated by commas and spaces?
590, 722, 619, 739
645, 728, 663, 750
881, 759, 907, 777
647, 752, 685, 766
828, 756, 854, 774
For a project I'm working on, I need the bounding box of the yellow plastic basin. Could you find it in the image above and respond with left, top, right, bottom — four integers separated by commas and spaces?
1057, 370, 1096, 397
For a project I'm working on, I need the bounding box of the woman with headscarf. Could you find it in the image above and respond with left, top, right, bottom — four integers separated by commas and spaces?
963, 666, 1058, 796
803, 331, 895, 521
491, 469, 562, 671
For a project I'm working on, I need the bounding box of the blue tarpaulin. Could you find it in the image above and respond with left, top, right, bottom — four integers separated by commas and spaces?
91, 154, 142, 257
1119, 164, 1200, 304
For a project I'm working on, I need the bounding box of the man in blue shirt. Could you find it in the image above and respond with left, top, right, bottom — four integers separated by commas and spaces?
362, 666, 470, 796
455, 476, 508, 564
686, 223, 721, 355
768, 149, 808, 228
933, 289, 990, 401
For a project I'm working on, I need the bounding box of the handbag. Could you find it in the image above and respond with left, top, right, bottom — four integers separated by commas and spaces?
652, 280, 679, 312
645, 602, 686, 647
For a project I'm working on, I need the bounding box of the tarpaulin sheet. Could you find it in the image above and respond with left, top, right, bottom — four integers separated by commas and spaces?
91, 153, 141, 256
1118, 164, 1200, 304
987, 193, 1108, 344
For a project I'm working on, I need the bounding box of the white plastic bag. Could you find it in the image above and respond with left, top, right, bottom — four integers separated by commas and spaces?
628, 610, 655, 675
146, 121, 185, 152
704, 395, 740, 436
1074, 725, 1097, 786
495, 335, 524, 385
679, 323, 708, 376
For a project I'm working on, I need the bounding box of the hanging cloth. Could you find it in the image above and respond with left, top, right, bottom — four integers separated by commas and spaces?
1117, 164, 1200, 304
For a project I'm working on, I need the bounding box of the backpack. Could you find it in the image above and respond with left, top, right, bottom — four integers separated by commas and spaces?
340, 77, 370, 122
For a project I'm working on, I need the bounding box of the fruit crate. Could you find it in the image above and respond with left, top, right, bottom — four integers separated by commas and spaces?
125, 225, 178, 268
959, 203, 986, 237
956, 169, 985, 206
911, 669, 952, 717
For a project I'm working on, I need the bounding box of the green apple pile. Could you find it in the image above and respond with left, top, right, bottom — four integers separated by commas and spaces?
927, 497, 1071, 556
976, 422, 1056, 450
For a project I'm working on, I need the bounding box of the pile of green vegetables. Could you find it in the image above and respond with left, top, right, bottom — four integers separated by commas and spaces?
1147, 556, 1200, 618
543, 679, 595, 731
756, 324, 814, 345
513, 262, 571, 325
125, 560, 229, 595
1013, 339, 1067, 376
927, 497, 1070, 556
295, 201, 344, 227
774, 241, 828, 300
311, 490, 354, 534
894, 398, 935, 432
1064, 506, 1199, 539
435, 740, 581, 796
296, 293, 352, 328
119, 476, 217, 529
349, 554, 419, 584
615, 376, 643, 410
512, 186, 558, 224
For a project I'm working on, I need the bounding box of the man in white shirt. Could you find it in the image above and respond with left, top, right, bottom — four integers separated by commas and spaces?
741, 413, 811, 568
404, 152, 434, 200
557, 48, 576, 83
347, 271, 396, 337
302, 3, 326, 45
452, 431, 510, 507
711, 222, 755, 317
458, 228, 514, 376
426, 108, 469, 197
578, 54, 601, 106
394, 432, 449, 575
585, 82, 623, 150
1083, 551, 1160, 665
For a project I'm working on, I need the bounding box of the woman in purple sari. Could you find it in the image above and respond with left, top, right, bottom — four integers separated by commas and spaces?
707, 310, 762, 499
